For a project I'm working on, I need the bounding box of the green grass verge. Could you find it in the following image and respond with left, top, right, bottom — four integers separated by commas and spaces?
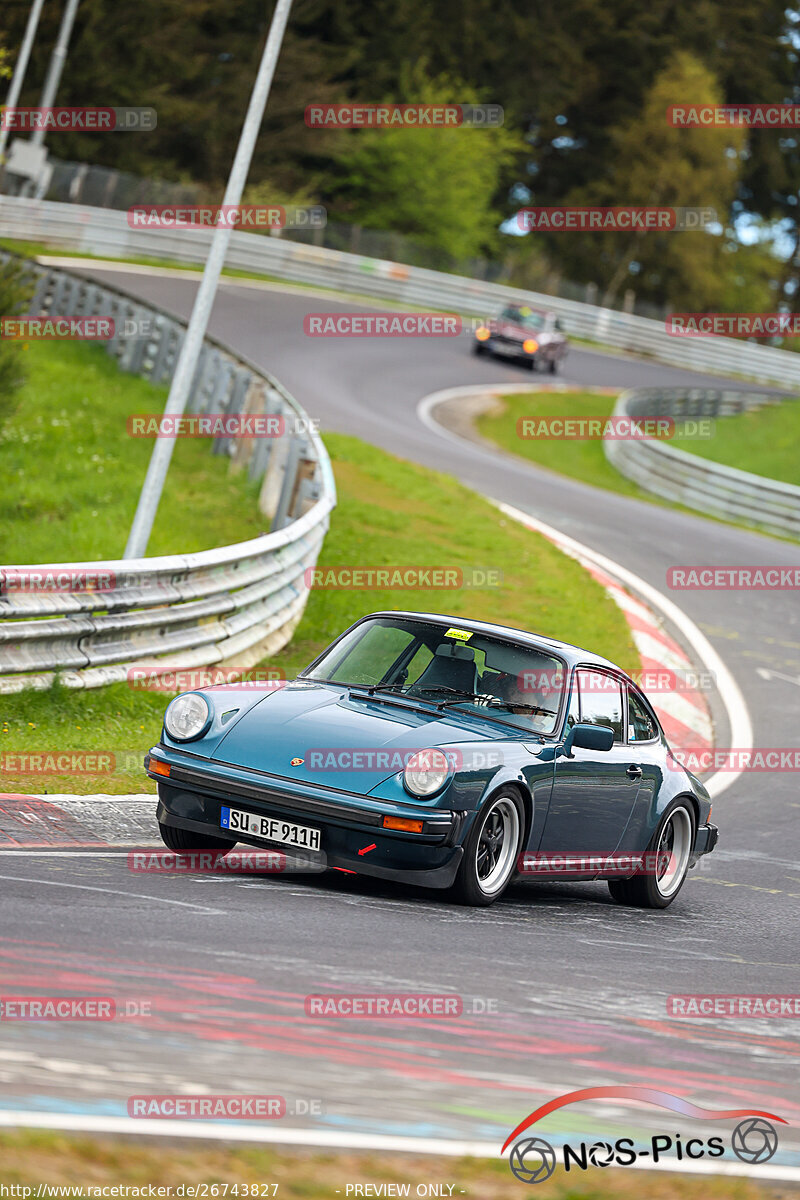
0, 340, 267, 561
1, 347, 636, 794
476, 390, 799, 538
672, 395, 800, 486
475, 390, 660, 502
0, 1130, 786, 1199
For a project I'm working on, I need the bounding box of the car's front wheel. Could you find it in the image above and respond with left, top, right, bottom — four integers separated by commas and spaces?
452, 789, 524, 906
608, 800, 695, 909
158, 820, 236, 853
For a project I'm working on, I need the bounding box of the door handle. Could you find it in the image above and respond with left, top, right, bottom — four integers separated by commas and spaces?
626, 764, 643, 779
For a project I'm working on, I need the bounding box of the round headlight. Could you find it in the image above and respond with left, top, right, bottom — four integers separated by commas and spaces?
164, 692, 211, 741
475, 326, 491, 341
403, 749, 451, 797
522, 338, 539, 354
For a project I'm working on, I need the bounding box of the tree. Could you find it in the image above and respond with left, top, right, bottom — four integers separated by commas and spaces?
522, 53, 748, 310
328, 65, 519, 262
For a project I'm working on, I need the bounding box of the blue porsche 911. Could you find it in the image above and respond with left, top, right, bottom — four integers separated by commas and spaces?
146, 611, 718, 907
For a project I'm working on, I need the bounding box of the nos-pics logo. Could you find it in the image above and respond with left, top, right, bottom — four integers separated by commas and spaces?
502, 1086, 785, 1184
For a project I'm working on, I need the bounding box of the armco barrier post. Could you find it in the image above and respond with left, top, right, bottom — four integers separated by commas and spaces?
259, 435, 291, 524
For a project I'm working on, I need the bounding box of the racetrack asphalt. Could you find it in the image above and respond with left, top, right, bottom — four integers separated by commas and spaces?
1, 265, 798, 1166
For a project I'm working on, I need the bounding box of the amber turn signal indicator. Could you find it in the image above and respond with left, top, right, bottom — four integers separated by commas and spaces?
150, 758, 171, 778
382, 815, 424, 833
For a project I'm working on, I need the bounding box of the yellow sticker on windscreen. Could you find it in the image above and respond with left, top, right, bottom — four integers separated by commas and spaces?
445, 628, 472, 641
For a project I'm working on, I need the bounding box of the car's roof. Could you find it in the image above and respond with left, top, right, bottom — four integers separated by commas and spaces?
362, 611, 625, 676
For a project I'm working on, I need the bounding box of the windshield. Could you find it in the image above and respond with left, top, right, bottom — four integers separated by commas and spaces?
303, 616, 566, 735
500, 306, 545, 330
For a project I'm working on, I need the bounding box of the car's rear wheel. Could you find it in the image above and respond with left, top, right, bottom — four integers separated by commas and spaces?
158, 820, 236, 853
452, 789, 524, 906
608, 800, 695, 909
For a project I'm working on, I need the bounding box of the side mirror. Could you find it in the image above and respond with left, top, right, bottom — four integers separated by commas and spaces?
562, 722, 614, 756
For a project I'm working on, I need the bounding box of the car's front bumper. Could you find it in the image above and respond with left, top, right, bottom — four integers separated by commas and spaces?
147, 753, 467, 889
486, 335, 528, 357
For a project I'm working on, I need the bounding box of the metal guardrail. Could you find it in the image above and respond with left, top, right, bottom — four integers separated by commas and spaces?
2, 196, 800, 388
0, 252, 336, 693
604, 388, 800, 539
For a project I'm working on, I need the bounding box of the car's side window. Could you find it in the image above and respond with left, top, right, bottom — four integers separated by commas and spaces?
577, 670, 624, 742
628, 688, 658, 742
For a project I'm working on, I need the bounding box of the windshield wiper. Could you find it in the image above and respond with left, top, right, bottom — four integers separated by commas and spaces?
299, 678, 403, 693
347, 682, 406, 695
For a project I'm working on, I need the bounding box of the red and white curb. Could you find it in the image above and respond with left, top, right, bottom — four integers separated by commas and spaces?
0, 794, 156, 850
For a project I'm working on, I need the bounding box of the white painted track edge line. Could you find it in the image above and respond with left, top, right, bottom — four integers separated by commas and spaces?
416, 387, 753, 800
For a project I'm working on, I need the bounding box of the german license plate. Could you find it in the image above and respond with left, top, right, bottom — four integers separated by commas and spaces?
220, 804, 321, 851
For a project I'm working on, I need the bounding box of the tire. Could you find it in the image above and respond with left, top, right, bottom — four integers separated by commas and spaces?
548, 356, 558, 375
158, 820, 235, 853
523, 355, 536, 371
608, 800, 695, 909
452, 789, 524, 906
472, 340, 486, 356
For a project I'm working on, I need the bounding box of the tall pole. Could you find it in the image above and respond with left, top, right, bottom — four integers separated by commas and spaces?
124, 0, 294, 559
30, 0, 81, 148
0, 0, 47, 166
